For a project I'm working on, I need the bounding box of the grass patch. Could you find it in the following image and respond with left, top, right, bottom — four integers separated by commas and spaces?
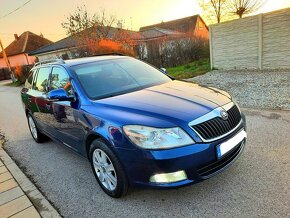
5, 80, 24, 87
167, 59, 210, 79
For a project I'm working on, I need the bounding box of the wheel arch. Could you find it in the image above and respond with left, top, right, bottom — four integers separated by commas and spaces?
85, 133, 112, 160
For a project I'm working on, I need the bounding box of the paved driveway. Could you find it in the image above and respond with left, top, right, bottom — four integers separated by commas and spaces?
0, 84, 289, 217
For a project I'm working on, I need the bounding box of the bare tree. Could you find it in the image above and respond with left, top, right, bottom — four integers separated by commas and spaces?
61, 5, 137, 57
61, 5, 116, 40
198, 0, 229, 24
227, 0, 265, 18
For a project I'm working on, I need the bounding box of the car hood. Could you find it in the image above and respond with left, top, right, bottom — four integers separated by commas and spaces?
93, 80, 232, 125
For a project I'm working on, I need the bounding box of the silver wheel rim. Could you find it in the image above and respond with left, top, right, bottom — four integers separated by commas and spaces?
93, 149, 117, 191
28, 116, 38, 139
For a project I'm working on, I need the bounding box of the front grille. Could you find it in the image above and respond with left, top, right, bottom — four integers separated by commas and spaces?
191, 105, 241, 140
197, 141, 244, 178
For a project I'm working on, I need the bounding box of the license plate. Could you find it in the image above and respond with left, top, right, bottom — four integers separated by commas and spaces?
217, 130, 247, 158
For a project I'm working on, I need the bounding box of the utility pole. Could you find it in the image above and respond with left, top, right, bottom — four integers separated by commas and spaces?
0, 37, 15, 82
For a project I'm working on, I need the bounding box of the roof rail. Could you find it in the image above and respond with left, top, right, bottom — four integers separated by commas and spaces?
89, 53, 126, 57
34, 59, 65, 67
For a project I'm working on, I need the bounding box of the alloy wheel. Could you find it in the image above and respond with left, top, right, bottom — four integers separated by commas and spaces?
92, 149, 117, 191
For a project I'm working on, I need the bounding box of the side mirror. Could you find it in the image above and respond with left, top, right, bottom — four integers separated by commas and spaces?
47, 88, 74, 101
160, 68, 167, 74
160, 67, 174, 80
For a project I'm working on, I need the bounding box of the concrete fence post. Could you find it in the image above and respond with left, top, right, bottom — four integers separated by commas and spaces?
209, 26, 213, 70
258, 14, 263, 70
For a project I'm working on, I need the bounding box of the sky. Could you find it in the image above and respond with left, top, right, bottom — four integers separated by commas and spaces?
0, 0, 290, 47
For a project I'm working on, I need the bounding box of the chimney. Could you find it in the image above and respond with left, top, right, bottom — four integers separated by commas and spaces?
117, 21, 122, 29
14, 34, 19, 40
40, 32, 44, 38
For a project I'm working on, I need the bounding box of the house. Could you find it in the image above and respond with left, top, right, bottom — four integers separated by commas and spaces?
140, 15, 208, 39
138, 15, 209, 67
137, 27, 185, 60
0, 31, 52, 69
29, 35, 79, 61
29, 26, 140, 61
29, 15, 208, 67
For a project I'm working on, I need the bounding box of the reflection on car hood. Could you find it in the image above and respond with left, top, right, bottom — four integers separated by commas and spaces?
94, 80, 232, 123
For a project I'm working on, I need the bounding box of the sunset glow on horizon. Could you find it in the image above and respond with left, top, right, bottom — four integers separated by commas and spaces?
0, 0, 290, 47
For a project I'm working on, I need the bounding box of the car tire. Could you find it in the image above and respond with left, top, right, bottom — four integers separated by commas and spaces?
89, 139, 128, 198
27, 113, 47, 143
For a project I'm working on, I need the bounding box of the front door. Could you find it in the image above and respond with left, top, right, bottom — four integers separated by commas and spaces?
47, 67, 84, 152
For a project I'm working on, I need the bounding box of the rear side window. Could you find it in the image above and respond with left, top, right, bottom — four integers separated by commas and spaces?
34, 67, 51, 92
25, 69, 35, 88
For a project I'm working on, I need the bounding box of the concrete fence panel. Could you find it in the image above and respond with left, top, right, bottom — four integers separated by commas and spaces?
210, 8, 290, 70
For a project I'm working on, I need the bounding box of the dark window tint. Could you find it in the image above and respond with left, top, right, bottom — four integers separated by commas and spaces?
50, 67, 72, 95
34, 67, 50, 92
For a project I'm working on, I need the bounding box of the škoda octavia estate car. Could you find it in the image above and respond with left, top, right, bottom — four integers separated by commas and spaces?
21, 56, 247, 198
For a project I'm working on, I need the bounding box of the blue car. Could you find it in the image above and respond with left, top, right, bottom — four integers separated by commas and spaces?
21, 56, 247, 198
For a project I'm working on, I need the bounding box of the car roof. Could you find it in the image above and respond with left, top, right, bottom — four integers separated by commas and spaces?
34, 55, 129, 69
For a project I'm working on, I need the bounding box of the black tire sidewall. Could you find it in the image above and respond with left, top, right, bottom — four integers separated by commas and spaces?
89, 139, 128, 198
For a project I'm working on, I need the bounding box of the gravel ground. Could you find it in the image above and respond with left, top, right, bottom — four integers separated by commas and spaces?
187, 70, 290, 110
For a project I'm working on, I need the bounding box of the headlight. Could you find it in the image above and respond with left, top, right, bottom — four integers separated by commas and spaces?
123, 125, 194, 149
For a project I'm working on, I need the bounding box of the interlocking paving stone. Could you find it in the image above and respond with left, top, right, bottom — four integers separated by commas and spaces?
0, 148, 61, 218
10, 206, 41, 218
0, 166, 7, 174
0, 179, 18, 193
0, 195, 32, 217
0, 171, 12, 183
0, 187, 24, 206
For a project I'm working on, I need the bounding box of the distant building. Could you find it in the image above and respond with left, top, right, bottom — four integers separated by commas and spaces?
140, 15, 208, 40
29, 15, 209, 67
138, 15, 209, 66
29, 27, 139, 61
0, 31, 52, 69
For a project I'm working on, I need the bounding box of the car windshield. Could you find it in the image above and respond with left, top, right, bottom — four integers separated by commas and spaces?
72, 57, 172, 99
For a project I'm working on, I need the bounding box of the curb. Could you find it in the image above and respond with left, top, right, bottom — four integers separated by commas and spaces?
0, 146, 61, 218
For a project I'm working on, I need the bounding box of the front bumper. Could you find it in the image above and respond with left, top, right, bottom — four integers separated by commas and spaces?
116, 114, 247, 188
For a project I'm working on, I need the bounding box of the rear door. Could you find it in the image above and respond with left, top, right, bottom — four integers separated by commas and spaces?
31, 67, 52, 132
21, 68, 37, 113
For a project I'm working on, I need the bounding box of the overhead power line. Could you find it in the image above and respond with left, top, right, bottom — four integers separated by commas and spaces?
0, 0, 33, 20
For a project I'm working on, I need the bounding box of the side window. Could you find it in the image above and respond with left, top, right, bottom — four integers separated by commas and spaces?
34, 67, 51, 92
49, 67, 72, 95
25, 69, 35, 88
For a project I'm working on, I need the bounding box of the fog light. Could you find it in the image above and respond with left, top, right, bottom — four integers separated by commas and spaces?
150, 170, 187, 183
